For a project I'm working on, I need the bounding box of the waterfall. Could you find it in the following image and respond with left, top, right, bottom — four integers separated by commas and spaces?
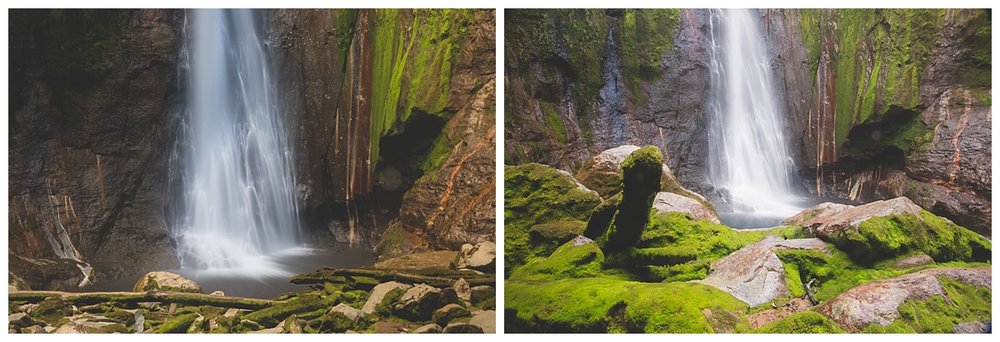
174, 9, 302, 275
706, 9, 801, 228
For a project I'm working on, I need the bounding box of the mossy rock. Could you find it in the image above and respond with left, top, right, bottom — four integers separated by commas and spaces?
873, 277, 991, 333
506, 277, 749, 333
28, 296, 72, 326
304, 311, 358, 333
509, 237, 605, 281
754, 311, 845, 333
583, 193, 621, 239
505, 163, 602, 277
832, 210, 991, 265
600, 146, 662, 253
132, 271, 203, 293
242, 294, 332, 328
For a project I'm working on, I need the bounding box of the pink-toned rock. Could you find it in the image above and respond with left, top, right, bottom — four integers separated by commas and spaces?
817, 267, 991, 332
695, 236, 827, 307
798, 197, 923, 240
652, 192, 720, 223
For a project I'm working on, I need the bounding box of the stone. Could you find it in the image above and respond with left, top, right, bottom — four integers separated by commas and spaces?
209, 290, 225, 297
953, 321, 988, 333
783, 202, 852, 226
799, 197, 923, 240
9, 312, 34, 329
468, 310, 496, 333
442, 322, 484, 333
21, 325, 47, 334
432, 304, 471, 326
453, 241, 496, 272
601, 146, 663, 253
817, 267, 991, 332
652, 191, 720, 223
328, 303, 363, 322
747, 298, 812, 329
361, 281, 412, 315
395, 284, 460, 320
891, 254, 935, 269
132, 271, 202, 293
469, 285, 495, 306
696, 236, 827, 306
412, 323, 442, 333
453, 278, 472, 302
223, 308, 240, 318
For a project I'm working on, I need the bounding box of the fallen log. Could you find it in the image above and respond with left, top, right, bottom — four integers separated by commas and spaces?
9, 291, 274, 310
289, 268, 495, 288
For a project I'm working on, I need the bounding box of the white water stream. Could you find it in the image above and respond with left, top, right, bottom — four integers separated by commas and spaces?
706, 9, 802, 228
174, 9, 303, 276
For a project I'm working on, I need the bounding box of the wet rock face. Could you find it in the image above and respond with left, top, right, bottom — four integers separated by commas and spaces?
8, 9, 184, 289
817, 267, 991, 332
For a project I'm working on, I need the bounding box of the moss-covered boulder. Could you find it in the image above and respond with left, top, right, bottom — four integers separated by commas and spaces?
506, 277, 750, 333
816, 267, 991, 333
510, 236, 604, 281
132, 272, 203, 293
528, 220, 587, 254
505, 163, 602, 277
599, 146, 662, 253
27, 297, 72, 326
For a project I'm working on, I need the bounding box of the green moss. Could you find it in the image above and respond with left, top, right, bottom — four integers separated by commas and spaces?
242, 294, 333, 328
617, 9, 681, 107
154, 313, 200, 333
645, 260, 711, 283
754, 311, 846, 333
783, 261, 805, 298
506, 278, 749, 333
832, 210, 991, 264
505, 163, 602, 277
510, 239, 604, 281
29, 297, 72, 326
600, 146, 662, 253
860, 276, 992, 333
540, 101, 568, 143
583, 193, 621, 239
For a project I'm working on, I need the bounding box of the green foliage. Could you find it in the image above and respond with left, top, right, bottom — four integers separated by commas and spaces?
510, 239, 605, 281
505, 163, 602, 277
601, 146, 662, 253
506, 278, 749, 333
754, 311, 846, 333
832, 210, 992, 264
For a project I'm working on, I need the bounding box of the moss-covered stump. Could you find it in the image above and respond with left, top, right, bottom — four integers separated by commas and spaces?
599, 146, 662, 253
506, 277, 750, 333
505, 163, 602, 276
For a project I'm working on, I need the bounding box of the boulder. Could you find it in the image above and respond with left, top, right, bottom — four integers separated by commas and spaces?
452, 241, 496, 272
953, 321, 989, 333
696, 236, 827, 307
9, 313, 35, 329
468, 310, 496, 333
395, 284, 460, 320
600, 146, 663, 253
328, 303, 363, 322
799, 197, 922, 240
652, 192, 720, 223
442, 322, 484, 333
21, 325, 47, 334
361, 281, 412, 315
412, 323, 442, 333
453, 278, 472, 302
132, 271, 202, 293
432, 304, 471, 326
209, 291, 225, 297
783, 202, 852, 226
890, 254, 935, 269
469, 286, 495, 307
817, 267, 991, 332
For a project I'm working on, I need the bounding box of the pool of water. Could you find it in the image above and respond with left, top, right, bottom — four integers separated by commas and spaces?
78, 245, 375, 299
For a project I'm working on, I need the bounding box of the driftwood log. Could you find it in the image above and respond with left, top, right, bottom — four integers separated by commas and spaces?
9, 291, 274, 310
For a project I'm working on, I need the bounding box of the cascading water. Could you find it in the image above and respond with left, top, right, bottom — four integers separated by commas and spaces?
706, 9, 802, 228
174, 9, 303, 276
